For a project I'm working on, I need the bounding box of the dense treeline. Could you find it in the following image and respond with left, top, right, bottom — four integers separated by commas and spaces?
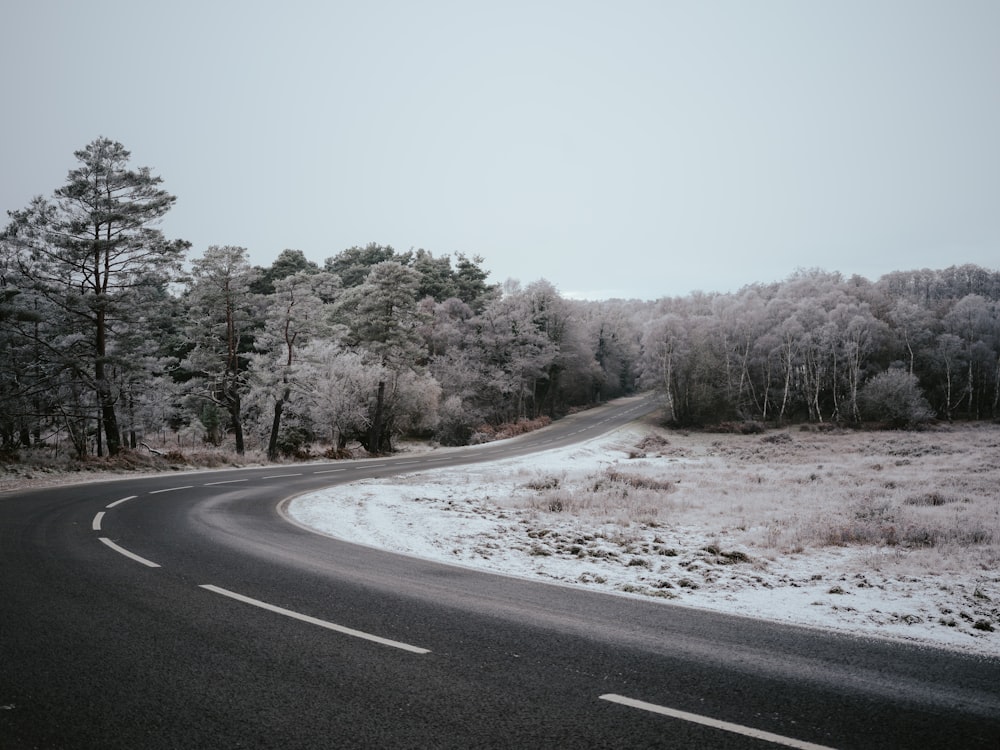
638, 267, 1000, 427
2, 139, 999, 459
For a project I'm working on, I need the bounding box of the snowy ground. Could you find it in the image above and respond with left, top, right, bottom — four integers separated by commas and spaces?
290, 422, 1000, 658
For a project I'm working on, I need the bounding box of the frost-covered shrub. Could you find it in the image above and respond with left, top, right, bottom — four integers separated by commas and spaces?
434, 395, 478, 446
275, 425, 312, 457
859, 369, 934, 427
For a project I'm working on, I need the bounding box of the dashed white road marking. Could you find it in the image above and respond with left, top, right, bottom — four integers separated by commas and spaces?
149, 486, 193, 494
199, 584, 431, 654
106, 495, 137, 508
204, 479, 249, 486
91, 512, 105, 531
98, 538, 161, 568
599, 694, 834, 750
313, 468, 346, 474
262, 473, 302, 479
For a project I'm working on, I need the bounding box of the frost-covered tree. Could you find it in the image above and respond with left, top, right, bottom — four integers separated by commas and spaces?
296, 342, 371, 450
419, 296, 474, 358
114, 283, 188, 449
296, 340, 439, 453
830, 302, 887, 422
0, 249, 55, 451
640, 312, 687, 423
887, 299, 935, 376
249, 271, 338, 459
182, 245, 260, 454
943, 294, 995, 418
251, 248, 320, 295
332, 260, 433, 451
453, 253, 499, 312
336, 261, 426, 364
324, 243, 404, 289
578, 300, 643, 402
2, 137, 188, 455
462, 286, 557, 423
326, 243, 497, 310
713, 290, 768, 419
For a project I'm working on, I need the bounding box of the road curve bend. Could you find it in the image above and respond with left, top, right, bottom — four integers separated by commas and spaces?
2, 395, 998, 749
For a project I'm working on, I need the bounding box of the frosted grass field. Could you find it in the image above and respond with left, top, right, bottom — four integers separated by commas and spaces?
291, 421, 1000, 656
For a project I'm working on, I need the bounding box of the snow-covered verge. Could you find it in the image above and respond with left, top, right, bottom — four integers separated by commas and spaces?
289, 422, 1000, 657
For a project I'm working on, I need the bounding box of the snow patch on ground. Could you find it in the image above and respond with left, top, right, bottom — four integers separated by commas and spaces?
289, 426, 1000, 657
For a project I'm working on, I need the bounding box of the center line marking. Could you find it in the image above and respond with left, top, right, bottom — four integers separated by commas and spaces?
98, 538, 161, 568
313, 468, 346, 474
262, 473, 302, 479
199, 585, 430, 655
599, 695, 834, 750
91, 511, 105, 531
149, 486, 193, 494
204, 479, 249, 486
106, 495, 137, 508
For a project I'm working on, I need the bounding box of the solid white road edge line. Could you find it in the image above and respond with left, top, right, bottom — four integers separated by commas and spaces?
199, 584, 431, 655
106, 495, 137, 508
98, 538, 161, 568
92, 512, 105, 531
598, 694, 834, 750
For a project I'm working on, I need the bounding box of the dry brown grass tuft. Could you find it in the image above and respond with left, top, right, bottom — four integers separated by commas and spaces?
599, 468, 675, 492
0, 444, 276, 492
525, 474, 562, 491
472, 417, 553, 444
905, 491, 961, 506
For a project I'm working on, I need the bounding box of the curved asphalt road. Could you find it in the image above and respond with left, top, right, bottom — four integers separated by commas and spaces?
2, 395, 998, 749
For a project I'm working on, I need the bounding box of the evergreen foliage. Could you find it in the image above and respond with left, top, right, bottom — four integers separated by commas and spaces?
1, 137, 188, 455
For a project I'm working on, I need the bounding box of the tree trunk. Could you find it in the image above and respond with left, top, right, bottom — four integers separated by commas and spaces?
65, 412, 88, 459
231, 391, 245, 455
95, 407, 103, 457
657, 349, 676, 423
266, 386, 291, 461
944, 361, 954, 420
95, 308, 121, 456
736, 340, 752, 419
779, 359, 792, 423
222, 377, 245, 455
966, 360, 975, 418
761, 370, 770, 422
369, 380, 385, 455
546, 366, 560, 418
993, 354, 999, 417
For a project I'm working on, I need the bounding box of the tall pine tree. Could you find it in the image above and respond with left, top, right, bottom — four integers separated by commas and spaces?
3, 138, 187, 455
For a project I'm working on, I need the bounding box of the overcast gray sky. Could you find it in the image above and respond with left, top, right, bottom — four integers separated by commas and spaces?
3, 1, 998, 300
